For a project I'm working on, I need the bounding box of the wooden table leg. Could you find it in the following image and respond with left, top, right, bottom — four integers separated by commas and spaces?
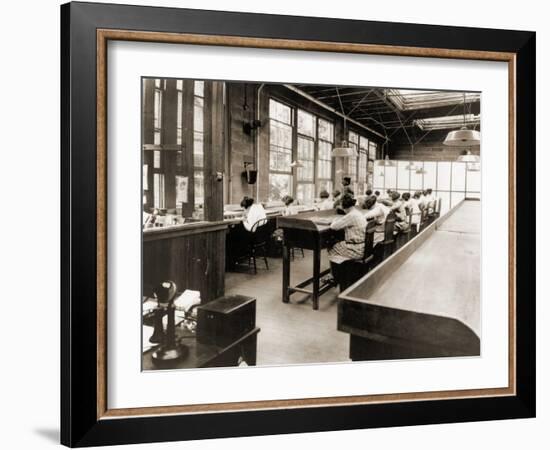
312, 243, 321, 310
282, 240, 290, 303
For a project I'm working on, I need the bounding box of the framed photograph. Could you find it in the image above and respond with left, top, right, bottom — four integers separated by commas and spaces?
61, 1, 535, 447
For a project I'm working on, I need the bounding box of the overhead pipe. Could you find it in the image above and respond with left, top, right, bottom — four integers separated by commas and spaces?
255, 83, 265, 200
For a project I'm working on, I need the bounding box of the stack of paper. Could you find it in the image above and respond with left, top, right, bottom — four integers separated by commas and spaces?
174, 290, 201, 313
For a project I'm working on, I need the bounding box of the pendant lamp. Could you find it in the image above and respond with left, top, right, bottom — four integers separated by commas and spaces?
443, 92, 480, 147
457, 150, 480, 163
332, 141, 358, 158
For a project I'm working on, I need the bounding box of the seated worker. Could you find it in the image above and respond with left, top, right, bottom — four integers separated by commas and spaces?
361, 195, 386, 246
341, 176, 354, 195
281, 195, 296, 216
241, 196, 267, 231
365, 189, 373, 197
317, 190, 333, 210
405, 191, 422, 229
389, 191, 409, 232
328, 194, 367, 265
334, 178, 355, 212
419, 190, 430, 210
382, 189, 392, 200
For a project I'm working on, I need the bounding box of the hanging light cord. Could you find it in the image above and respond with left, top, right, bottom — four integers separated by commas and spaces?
463, 92, 466, 127
336, 87, 347, 138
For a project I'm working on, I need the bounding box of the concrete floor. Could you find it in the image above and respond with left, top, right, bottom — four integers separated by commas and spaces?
225, 250, 351, 366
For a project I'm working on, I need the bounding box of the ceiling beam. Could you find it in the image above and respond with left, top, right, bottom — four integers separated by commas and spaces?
283, 84, 388, 141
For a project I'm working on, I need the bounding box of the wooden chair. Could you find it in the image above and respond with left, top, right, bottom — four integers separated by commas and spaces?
246, 219, 271, 274
433, 198, 442, 219
335, 220, 377, 291
394, 210, 411, 251
374, 212, 396, 264
409, 213, 420, 239
419, 207, 429, 232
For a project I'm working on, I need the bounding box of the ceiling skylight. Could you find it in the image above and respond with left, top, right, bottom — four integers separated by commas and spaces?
386, 89, 480, 110
414, 114, 480, 131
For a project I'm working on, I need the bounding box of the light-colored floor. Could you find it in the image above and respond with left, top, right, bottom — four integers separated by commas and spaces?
225, 250, 350, 366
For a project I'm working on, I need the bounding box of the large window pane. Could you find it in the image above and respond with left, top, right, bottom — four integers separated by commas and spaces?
373, 163, 385, 190
318, 119, 334, 142
193, 96, 204, 132
423, 162, 437, 190
452, 161, 466, 191
318, 180, 333, 196
194, 80, 204, 97
437, 162, 451, 191
193, 131, 204, 167
384, 164, 397, 190
269, 99, 292, 124
153, 173, 165, 209
410, 161, 424, 191
270, 121, 292, 148
397, 161, 410, 190
466, 167, 481, 193
318, 140, 332, 181
175, 175, 188, 204
269, 97, 293, 200
297, 109, 316, 138
193, 82, 205, 220
297, 136, 314, 181
269, 173, 292, 201
368, 142, 377, 161
297, 183, 315, 204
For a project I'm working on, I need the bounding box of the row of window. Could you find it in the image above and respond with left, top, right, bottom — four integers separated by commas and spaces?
268, 98, 378, 203
374, 160, 481, 216
146, 79, 205, 220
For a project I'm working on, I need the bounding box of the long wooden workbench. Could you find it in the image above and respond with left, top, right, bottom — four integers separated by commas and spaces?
338, 200, 481, 360
277, 209, 344, 310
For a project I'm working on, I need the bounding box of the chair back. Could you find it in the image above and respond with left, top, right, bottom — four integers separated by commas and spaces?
435, 198, 442, 215
250, 218, 271, 246
362, 220, 377, 261
420, 207, 428, 224
384, 212, 396, 243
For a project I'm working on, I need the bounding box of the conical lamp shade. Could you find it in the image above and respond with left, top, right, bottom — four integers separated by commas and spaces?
332, 141, 358, 158
443, 127, 481, 146
457, 150, 480, 163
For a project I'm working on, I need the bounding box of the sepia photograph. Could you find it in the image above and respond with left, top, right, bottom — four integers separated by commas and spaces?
141, 79, 481, 370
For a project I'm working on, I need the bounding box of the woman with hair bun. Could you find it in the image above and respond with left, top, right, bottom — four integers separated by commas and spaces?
240, 196, 267, 231
327, 194, 367, 265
